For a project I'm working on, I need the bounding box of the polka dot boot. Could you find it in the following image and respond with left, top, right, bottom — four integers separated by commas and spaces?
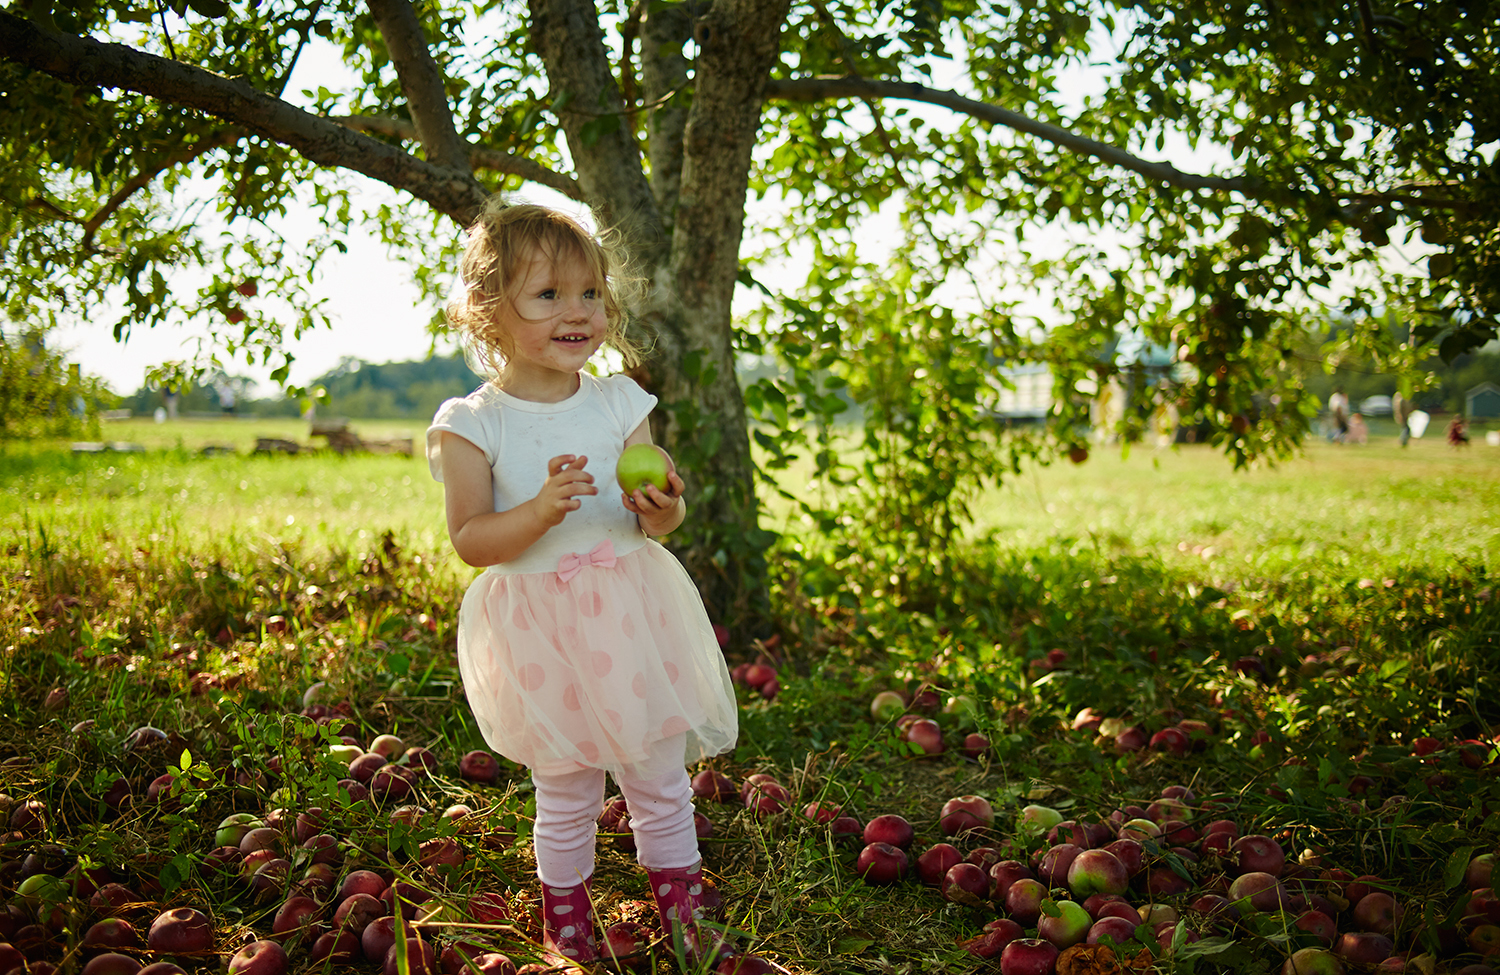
645, 861, 731, 965
540, 878, 598, 965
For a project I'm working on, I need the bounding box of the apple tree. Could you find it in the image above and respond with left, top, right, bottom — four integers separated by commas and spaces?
1, 0, 1495, 630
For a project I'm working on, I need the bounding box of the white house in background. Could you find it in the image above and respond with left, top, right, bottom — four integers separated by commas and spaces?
993, 362, 1054, 420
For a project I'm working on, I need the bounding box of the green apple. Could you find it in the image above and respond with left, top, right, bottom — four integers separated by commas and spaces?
215, 812, 264, 847
1018, 804, 1064, 833
870, 690, 907, 722
616, 443, 671, 494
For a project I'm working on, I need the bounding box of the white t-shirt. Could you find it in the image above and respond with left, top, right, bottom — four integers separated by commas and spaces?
427, 373, 658, 575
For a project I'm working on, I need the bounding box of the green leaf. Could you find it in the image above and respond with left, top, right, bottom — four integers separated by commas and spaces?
1444, 846, 1477, 891
179, 748, 192, 771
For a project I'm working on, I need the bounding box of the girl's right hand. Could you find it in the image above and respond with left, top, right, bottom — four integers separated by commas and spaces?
533, 455, 597, 527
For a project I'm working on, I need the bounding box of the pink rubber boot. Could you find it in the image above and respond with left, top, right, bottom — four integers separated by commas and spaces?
540, 879, 598, 965
646, 861, 730, 964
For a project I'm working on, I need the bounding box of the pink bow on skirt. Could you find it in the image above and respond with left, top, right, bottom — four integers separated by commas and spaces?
556, 540, 617, 583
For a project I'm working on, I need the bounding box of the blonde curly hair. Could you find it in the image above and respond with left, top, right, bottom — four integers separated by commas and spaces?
447, 199, 647, 377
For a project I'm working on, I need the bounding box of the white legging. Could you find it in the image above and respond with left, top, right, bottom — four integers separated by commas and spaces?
531, 759, 700, 888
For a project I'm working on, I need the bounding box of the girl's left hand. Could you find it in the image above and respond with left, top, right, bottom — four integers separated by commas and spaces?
621, 470, 685, 518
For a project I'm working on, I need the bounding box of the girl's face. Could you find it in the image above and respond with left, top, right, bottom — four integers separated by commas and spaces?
493, 247, 606, 396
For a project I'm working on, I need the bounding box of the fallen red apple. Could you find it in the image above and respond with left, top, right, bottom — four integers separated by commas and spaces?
1334, 932, 1394, 965
82, 918, 143, 951
901, 718, 945, 756
229, 940, 288, 975
1067, 848, 1129, 897
855, 842, 908, 884
939, 795, 994, 835
338, 869, 388, 901
1352, 892, 1402, 935
333, 892, 383, 932
915, 843, 964, 886
1294, 909, 1338, 945
348, 752, 387, 783
962, 918, 1024, 958
1229, 871, 1291, 913
941, 862, 990, 905
81, 955, 141, 975
1114, 726, 1149, 753
1103, 838, 1145, 876
458, 750, 499, 784
999, 937, 1059, 975
1004, 878, 1049, 926
270, 895, 320, 941
147, 907, 214, 954
800, 800, 842, 824
1150, 727, 1191, 756
1087, 916, 1139, 946
691, 770, 738, 802
1036, 843, 1083, 887
384, 939, 437, 975
987, 860, 1034, 900
863, 814, 915, 850
961, 732, 991, 759
309, 930, 362, 964
1231, 834, 1286, 876
743, 779, 790, 815
362, 917, 399, 965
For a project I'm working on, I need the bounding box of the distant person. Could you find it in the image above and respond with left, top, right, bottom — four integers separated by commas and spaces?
427, 201, 736, 965
1328, 387, 1350, 442
1448, 415, 1470, 447
1347, 413, 1368, 445
1392, 391, 1410, 446
216, 381, 237, 415
164, 386, 180, 421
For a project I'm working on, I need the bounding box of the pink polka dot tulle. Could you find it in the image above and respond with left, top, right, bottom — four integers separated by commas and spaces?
457, 539, 738, 778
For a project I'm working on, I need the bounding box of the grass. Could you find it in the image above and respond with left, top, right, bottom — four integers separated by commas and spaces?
1, 423, 1499, 974
974, 435, 1500, 580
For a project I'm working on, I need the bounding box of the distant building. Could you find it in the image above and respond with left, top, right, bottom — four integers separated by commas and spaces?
992, 363, 1053, 420
1468, 382, 1500, 420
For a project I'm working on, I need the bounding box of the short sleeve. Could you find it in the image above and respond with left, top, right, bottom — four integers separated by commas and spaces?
426, 393, 495, 481
597, 373, 658, 438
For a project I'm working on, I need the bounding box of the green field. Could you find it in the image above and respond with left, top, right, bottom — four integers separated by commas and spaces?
2, 420, 1498, 974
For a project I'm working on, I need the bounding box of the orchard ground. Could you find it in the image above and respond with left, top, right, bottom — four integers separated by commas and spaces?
1, 419, 1498, 974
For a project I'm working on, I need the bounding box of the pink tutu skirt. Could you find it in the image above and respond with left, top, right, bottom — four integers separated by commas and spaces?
456, 539, 738, 779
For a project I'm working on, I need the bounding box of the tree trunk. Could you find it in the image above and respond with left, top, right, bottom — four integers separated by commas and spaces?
647, 0, 790, 632
530, 0, 787, 636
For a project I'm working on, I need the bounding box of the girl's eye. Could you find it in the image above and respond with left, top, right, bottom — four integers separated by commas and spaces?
538, 288, 556, 299
583, 288, 598, 300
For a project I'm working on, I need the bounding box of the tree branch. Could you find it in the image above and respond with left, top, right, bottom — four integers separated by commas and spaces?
363, 0, 473, 175
331, 115, 585, 200
0, 11, 489, 223
765, 75, 1255, 196
82, 130, 241, 247
528, 0, 663, 263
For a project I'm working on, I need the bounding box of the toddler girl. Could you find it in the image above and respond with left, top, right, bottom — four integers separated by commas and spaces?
426, 200, 738, 965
